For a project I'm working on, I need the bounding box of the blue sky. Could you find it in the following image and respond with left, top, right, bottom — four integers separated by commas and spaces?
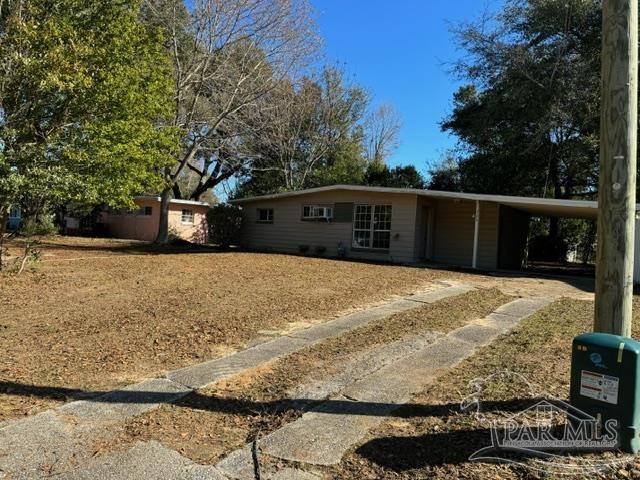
312, 0, 501, 174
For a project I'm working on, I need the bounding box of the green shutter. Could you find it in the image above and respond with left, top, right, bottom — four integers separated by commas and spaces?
333, 202, 354, 222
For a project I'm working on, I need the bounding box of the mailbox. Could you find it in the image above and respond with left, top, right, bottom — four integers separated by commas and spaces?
570, 332, 640, 453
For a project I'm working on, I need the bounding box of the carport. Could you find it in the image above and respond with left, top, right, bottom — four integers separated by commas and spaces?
414, 190, 601, 274
474, 194, 599, 271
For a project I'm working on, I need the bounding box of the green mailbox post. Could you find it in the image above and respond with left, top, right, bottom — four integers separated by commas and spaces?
570, 332, 640, 453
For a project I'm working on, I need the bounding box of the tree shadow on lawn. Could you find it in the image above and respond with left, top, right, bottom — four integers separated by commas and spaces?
16, 238, 231, 257
0, 379, 532, 418
353, 425, 625, 473
4, 380, 619, 470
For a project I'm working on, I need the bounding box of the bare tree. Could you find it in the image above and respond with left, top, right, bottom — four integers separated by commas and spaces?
142, 0, 319, 243
249, 66, 368, 190
364, 104, 402, 165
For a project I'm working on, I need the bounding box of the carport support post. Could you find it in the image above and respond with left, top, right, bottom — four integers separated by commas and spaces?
472, 200, 480, 269
595, 0, 638, 336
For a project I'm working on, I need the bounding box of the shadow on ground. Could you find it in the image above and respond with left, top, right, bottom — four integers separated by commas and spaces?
30, 240, 226, 256
3, 380, 616, 472
0, 379, 536, 419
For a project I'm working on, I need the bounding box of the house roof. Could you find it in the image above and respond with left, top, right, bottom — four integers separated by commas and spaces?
135, 196, 211, 207
229, 184, 606, 219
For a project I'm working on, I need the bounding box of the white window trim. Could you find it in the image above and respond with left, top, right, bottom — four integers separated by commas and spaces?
257, 208, 274, 223
302, 204, 333, 220
181, 209, 195, 225
352, 204, 392, 250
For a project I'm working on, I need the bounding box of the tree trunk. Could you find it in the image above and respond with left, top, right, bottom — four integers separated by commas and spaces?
549, 154, 561, 241
155, 188, 172, 244
0, 204, 9, 272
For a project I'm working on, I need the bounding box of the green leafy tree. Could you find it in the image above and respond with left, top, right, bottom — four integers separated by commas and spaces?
206, 204, 242, 248
427, 155, 461, 191
0, 0, 178, 235
438, 0, 601, 201
365, 163, 425, 189
435, 0, 601, 248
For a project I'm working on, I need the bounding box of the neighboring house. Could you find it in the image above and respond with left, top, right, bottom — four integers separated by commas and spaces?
230, 184, 628, 274
100, 196, 210, 243
7, 205, 21, 231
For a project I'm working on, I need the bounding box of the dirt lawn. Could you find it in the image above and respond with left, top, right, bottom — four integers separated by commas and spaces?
0, 236, 459, 421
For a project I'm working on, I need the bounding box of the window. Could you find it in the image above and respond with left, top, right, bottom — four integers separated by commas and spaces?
8, 206, 20, 218
302, 205, 333, 220
138, 206, 152, 216
352, 204, 392, 250
181, 209, 194, 224
257, 208, 274, 223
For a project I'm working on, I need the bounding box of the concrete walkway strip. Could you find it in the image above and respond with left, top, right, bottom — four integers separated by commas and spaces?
0, 410, 92, 479
167, 282, 471, 390
216, 447, 322, 480
54, 441, 226, 480
269, 468, 321, 480
287, 330, 443, 401
405, 284, 474, 304
240, 296, 552, 468
259, 396, 391, 466
60, 378, 192, 422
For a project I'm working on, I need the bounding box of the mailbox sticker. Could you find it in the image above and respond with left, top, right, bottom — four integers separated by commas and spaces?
580, 370, 619, 405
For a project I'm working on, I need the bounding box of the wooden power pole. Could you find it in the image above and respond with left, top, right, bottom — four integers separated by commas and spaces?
595, 0, 638, 336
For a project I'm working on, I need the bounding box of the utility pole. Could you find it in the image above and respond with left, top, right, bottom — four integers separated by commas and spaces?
594, 0, 638, 336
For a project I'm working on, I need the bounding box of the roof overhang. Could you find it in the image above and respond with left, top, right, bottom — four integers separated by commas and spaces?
229, 185, 606, 219
135, 196, 211, 207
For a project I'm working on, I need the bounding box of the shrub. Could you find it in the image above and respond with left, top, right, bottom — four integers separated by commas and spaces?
20, 215, 58, 236
206, 204, 243, 248
298, 245, 310, 254
314, 245, 327, 255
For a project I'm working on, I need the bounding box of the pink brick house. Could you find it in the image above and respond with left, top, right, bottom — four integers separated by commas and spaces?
101, 196, 210, 243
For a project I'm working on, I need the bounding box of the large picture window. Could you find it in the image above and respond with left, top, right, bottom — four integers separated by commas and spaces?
352, 204, 392, 250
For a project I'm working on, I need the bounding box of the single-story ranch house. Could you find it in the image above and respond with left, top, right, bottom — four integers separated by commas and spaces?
231, 184, 640, 281
99, 196, 210, 243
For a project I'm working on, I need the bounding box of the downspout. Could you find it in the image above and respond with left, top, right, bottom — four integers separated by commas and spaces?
472, 200, 480, 269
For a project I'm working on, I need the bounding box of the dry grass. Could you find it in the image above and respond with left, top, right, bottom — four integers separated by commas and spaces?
96, 288, 510, 465
0, 236, 454, 421
331, 298, 640, 480
222, 287, 511, 402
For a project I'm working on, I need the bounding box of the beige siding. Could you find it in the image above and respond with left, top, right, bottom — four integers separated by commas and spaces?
432, 200, 499, 269
477, 202, 499, 269
239, 190, 419, 263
